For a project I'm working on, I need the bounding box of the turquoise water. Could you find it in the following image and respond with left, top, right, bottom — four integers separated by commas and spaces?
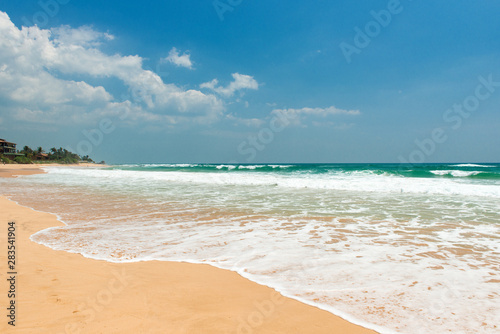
1, 163, 499, 333
113, 162, 500, 180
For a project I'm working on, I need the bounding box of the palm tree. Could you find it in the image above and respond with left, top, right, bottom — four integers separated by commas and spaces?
21, 146, 34, 159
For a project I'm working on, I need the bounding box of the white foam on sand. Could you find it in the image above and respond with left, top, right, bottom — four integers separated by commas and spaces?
2, 167, 500, 334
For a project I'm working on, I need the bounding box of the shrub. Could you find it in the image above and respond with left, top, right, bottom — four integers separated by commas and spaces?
61, 157, 79, 164
0, 155, 13, 164
14, 156, 32, 164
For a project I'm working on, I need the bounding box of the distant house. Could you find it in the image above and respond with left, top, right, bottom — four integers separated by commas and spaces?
0, 138, 24, 159
35, 153, 49, 160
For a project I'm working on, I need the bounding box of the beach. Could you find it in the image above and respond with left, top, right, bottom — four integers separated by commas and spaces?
0, 164, 47, 178
2, 1, 499, 332
0, 164, 103, 178
0, 164, 377, 334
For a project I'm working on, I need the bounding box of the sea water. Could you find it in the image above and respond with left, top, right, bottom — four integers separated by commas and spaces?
1, 163, 499, 333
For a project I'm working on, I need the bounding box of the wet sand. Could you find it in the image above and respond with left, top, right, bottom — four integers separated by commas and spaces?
0, 165, 378, 333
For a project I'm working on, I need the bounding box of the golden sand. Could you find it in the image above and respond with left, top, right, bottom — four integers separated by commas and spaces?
0, 165, 377, 333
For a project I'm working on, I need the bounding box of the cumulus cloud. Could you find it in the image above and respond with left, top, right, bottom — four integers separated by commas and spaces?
201, 73, 259, 97
51, 25, 114, 47
270, 106, 360, 127
0, 11, 223, 126
163, 47, 193, 69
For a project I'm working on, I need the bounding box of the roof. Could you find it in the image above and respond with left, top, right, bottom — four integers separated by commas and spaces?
0, 138, 16, 145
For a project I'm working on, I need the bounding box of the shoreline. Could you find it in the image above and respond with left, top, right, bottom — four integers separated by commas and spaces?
0, 165, 378, 334
0, 163, 107, 178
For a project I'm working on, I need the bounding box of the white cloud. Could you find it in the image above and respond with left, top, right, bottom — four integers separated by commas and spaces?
164, 47, 193, 69
0, 11, 223, 126
51, 25, 114, 47
270, 106, 360, 127
225, 114, 265, 128
273, 106, 360, 117
201, 73, 259, 97
200, 78, 218, 91
2, 70, 112, 106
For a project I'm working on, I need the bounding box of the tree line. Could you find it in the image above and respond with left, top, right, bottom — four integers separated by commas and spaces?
1, 146, 97, 164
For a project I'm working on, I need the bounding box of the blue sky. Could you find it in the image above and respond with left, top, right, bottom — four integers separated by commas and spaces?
0, 0, 499, 163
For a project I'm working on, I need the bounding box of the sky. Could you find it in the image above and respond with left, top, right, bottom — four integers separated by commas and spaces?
0, 0, 499, 164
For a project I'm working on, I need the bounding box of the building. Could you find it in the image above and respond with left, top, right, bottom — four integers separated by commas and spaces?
0, 138, 24, 159
35, 153, 49, 160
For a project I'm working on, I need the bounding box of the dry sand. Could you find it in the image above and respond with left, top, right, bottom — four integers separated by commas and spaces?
0, 165, 378, 334
0, 164, 47, 178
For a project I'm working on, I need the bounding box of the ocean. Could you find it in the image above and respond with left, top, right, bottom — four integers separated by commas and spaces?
1, 163, 499, 333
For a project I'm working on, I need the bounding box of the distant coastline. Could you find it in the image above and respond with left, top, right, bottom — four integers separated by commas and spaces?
0, 138, 103, 165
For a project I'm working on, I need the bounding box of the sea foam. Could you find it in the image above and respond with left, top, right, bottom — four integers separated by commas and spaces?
1, 164, 499, 334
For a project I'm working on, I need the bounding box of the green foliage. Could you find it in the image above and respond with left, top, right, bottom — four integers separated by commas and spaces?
14, 156, 32, 164
20, 146, 35, 160
47, 147, 80, 163
0, 155, 12, 164
80, 155, 94, 163
17, 145, 94, 164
